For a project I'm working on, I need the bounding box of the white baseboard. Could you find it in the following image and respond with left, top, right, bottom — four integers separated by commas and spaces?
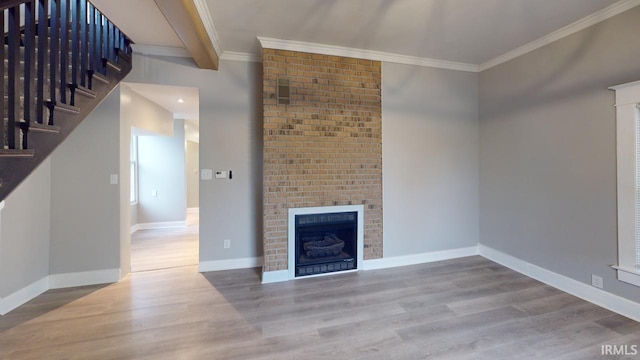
49, 269, 120, 289
260, 246, 479, 284
0, 269, 121, 315
187, 207, 199, 214
199, 257, 263, 272
363, 246, 480, 271
261, 269, 290, 284
0, 277, 49, 316
130, 220, 187, 233
479, 244, 640, 323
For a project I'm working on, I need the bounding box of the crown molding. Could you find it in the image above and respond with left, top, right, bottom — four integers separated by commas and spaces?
479, 0, 640, 71
192, 0, 223, 57
131, 44, 191, 58
220, 51, 262, 63
258, 37, 479, 73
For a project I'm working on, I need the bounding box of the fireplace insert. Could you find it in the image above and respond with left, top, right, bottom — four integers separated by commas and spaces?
294, 211, 357, 277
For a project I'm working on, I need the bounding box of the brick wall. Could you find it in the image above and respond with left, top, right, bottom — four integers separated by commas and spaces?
262, 48, 383, 272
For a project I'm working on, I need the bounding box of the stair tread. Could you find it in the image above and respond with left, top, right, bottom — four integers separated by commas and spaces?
70, 84, 97, 98
29, 123, 60, 133
0, 149, 35, 158
47, 101, 80, 115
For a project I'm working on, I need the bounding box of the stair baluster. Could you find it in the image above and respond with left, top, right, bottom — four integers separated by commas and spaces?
22, 1, 37, 148
7, 5, 21, 149
36, 0, 48, 125
0, 0, 133, 200
0, 12, 5, 148
48, 0, 58, 124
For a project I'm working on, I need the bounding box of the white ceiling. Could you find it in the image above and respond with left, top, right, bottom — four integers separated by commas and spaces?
95, 0, 630, 66
207, 0, 618, 65
123, 83, 200, 123
87, 3, 633, 138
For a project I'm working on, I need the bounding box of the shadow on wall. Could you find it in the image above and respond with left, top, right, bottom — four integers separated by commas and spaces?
481, 24, 640, 120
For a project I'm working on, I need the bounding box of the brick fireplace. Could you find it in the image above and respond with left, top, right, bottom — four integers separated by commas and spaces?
262, 48, 383, 275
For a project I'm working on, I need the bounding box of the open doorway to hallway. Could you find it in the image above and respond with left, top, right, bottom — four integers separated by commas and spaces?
122, 83, 200, 272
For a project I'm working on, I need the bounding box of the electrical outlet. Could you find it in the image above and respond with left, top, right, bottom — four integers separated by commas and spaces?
224, 239, 231, 249
592, 274, 604, 289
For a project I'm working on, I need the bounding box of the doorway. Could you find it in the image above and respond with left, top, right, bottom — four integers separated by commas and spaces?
122, 83, 200, 272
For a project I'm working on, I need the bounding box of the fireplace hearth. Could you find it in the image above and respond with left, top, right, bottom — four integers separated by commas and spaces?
289, 206, 364, 278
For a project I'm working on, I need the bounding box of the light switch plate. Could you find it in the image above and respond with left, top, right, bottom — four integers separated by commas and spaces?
110, 174, 118, 185
201, 169, 213, 180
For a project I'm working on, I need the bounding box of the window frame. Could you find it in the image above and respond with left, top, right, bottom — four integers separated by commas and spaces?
611, 80, 640, 287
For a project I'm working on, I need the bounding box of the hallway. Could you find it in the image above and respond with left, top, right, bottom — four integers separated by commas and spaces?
131, 211, 199, 272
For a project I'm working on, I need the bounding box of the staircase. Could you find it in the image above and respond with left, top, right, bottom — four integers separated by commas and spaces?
0, 0, 132, 201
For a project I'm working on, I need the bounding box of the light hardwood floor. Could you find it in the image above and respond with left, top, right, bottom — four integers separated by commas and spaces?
1, 256, 639, 359
130, 211, 199, 272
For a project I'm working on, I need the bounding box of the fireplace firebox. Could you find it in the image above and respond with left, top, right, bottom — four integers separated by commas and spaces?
294, 211, 358, 277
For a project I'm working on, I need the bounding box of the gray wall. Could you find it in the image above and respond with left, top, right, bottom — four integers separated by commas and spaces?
479, 6, 640, 302
0, 160, 51, 297
121, 85, 174, 137
383, 63, 479, 256
124, 56, 263, 262
50, 90, 121, 275
137, 119, 187, 224
186, 140, 199, 209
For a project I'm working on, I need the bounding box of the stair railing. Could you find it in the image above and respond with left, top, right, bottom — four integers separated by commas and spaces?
1, 0, 132, 151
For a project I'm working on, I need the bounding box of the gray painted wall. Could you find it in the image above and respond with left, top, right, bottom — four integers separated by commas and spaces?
121, 85, 174, 137
186, 140, 199, 209
479, 6, 640, 302
0, 160, 51, 297
50, 90, 121, 274
124, 56, 263, 262
383, 63, 479, 257
137, 119, 187, 224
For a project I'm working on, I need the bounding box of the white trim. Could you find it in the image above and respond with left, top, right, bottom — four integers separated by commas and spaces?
288, 205, 365, 281
613, 266, 640, 287
131, 44, 191, 58
198, 257, 263, 272
220, 51, 262, 63
0, 200, 5, 211
130, 220, 187, 233
258, 37, 478, 73
0, 277, 49, 316
130, 223, 141, 234
479, 0, 640, 71
363, 246, 480, 271
187, 207, 200, 214
479, 244, 640, 323
261, 270, 289, 284
611, 79, 640, 288
49, 269, 120, 289
192, 0, 223, 56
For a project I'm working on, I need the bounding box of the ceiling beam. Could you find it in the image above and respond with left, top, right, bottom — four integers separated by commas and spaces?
154, 0, 219, 70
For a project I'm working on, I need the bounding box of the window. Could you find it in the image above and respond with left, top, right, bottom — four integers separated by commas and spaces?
130, 135, 138, 204
611, 80, 640, 287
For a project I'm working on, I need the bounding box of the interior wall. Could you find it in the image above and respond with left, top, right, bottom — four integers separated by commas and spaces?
0, 160, 51, 298
479, 6, 640, 302
186, 140, 200, 209
137, 119, 187, 224
124, 56, 263, 263
121, 85, 174, 136
50, 89, 121, 275
382, 62, 479, 257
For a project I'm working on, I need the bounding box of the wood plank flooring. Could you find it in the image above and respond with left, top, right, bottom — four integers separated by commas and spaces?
1, 256, 639, 359
130, 211, 199, 272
